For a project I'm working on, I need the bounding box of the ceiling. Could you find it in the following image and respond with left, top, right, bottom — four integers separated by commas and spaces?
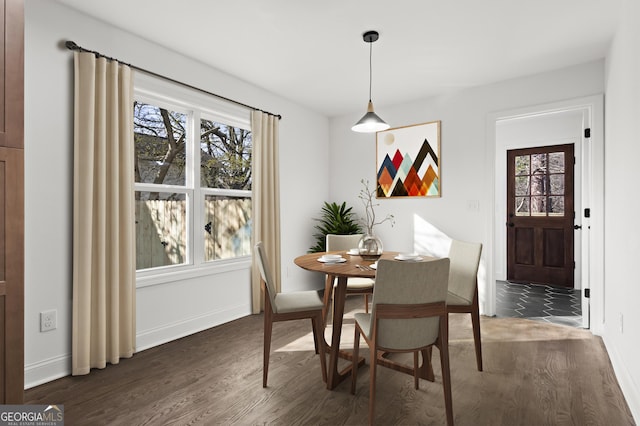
55, 0, 622, 117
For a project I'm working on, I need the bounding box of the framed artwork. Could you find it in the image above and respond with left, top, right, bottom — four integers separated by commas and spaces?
376, 120, 441, 198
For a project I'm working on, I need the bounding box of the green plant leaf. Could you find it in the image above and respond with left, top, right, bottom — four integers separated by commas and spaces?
308, 201, 363, 252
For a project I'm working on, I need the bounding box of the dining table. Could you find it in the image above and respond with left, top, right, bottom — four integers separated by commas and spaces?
294, 250, 437, 390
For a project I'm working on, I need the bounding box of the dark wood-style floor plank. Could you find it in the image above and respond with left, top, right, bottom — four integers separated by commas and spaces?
25, 299, 635, 425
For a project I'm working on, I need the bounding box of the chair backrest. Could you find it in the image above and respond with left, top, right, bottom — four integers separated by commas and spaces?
326, 233, 363, 252
370, 258, 450, 350
254, 242, 277, 311
448, 240, 482, 304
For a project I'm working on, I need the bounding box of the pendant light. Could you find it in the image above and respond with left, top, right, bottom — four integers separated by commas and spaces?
352, 30, 390, 133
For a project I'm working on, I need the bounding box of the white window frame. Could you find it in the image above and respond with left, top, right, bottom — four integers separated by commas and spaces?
134, 73, 252, 288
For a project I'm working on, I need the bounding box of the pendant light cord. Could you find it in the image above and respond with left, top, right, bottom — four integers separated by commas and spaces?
368, 40, 373, 102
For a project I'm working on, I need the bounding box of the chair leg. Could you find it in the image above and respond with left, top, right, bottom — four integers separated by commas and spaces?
368, 344, 377, 426
471, 297, 483, 371
439, 315, 454, 426
313, 313, 328, 384
413, 352, 419, 389
263, 311, 273, 388
364, 294, 369, 313
351, 325, 361, 394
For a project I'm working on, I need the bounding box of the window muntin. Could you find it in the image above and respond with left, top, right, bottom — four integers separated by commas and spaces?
134, 88, 251, 274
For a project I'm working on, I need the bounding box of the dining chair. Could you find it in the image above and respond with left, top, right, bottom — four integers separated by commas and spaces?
254, 242, 327, 387
325, 234, 375, 314
351, 258, 453, 426
446, 239, 483, 371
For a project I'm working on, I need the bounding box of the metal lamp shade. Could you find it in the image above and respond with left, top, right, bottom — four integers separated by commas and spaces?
351, 101, 390, 133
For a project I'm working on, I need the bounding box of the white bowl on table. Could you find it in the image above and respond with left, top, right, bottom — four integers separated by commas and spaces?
318, 254, 345, 263
395, 252, 422, 261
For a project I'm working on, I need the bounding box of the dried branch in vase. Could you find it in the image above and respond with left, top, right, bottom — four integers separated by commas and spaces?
358, 178, 394, 235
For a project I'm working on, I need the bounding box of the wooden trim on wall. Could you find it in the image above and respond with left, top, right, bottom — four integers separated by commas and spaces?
0, 0, 25, 403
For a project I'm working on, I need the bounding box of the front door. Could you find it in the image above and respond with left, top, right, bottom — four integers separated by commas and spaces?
506, 144, 575, 288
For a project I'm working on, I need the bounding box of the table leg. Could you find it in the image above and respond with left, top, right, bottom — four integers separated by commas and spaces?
327, 276, 351, 389
322, 274, 334, 327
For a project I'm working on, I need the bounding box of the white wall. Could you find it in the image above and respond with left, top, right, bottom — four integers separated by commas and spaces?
603, 0, 640, 419
329, 60, 604, 317
24, 0, 329, 388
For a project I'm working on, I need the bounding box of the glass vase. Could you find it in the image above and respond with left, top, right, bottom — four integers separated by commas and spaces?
358, 233, 383, 260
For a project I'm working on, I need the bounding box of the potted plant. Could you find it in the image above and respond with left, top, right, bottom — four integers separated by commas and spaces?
308, 201, 362, 253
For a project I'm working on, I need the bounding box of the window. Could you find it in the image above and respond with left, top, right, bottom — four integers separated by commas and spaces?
134, 76, 251, 275
514, 151, 565, 217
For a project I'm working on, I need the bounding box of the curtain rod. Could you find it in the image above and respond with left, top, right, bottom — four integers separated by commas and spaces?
65, 40, 282, 120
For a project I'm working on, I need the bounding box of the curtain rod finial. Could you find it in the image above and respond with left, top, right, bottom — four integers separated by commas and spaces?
65, 40, 79, 50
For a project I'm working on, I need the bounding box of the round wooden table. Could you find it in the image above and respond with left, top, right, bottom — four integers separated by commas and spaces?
294, 251, 436, 390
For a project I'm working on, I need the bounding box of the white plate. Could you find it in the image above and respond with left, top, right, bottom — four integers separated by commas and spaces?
394, 255, 423, 261
318, 257, 347, 263
347, 249, 360, 255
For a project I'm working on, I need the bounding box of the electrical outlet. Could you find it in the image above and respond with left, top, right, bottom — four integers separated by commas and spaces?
40, 310, 57, 332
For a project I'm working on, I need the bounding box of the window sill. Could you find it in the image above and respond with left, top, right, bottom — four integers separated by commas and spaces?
136, 257, 252, 289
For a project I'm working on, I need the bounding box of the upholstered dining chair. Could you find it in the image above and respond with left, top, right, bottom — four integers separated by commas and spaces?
326, 234, 375, 314
254, 242, 327, 387
446, 239, 483, 371
351, 258, 453, 426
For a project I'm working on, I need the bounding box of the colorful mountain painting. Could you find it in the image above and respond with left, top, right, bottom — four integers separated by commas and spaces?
376, 121, 440, 198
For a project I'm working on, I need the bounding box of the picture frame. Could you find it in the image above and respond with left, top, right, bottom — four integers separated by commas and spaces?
376, 120, 441, 198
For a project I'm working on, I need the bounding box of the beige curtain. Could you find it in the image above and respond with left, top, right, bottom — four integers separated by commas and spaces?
72, 52, 136, 375
251, 111, 281, 314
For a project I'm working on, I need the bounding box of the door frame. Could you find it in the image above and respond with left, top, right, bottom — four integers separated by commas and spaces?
484, 95, 604, 333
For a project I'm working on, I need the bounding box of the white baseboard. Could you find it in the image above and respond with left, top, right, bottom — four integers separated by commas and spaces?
135, 303, 251, 352
24, 303, 252, 389
603, 335, 639, 423
25, 354, 71, 390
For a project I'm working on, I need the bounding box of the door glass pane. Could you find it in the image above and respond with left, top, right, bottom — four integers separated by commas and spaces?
548, 152, 564, 173
515, 155, 530, 175
549, 196, 564, 215
531, 173, 547, 195
515, 176, 529, 196
204, 195, 252, 261
134, 102, 187, 185
531, 196, 546, 215
549, 174, 564, 195
135, 191, 187, 270
531, 153, 547, 174
515, 197, 530, 216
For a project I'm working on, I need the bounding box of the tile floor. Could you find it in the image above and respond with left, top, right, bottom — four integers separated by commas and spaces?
495, 280, 583, 328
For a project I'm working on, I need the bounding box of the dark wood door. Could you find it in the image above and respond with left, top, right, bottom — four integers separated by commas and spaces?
507, 144, 574, 288
0, 0, 24, 403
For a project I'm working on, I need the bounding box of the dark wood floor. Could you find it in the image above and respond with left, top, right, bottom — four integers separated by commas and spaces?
25, 298, 635, 425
